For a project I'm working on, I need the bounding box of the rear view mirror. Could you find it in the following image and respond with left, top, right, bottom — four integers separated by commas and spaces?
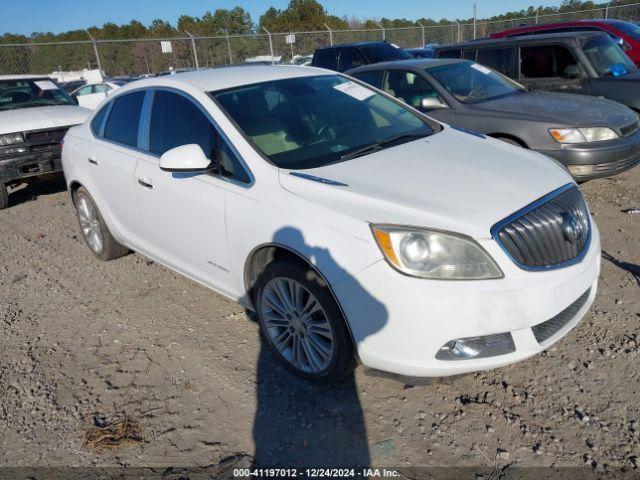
420, 97, 448, 111
159, 144, 213, 172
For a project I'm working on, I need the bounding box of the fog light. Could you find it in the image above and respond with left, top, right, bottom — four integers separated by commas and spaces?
567, 164, 595, 176
436, 333, 515, 360
0, 146, 27, 157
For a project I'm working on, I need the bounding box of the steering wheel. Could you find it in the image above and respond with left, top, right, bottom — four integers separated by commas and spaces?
309, 120, 361, 144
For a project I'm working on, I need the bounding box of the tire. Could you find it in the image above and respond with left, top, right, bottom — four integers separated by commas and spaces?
0, 183, 8, 210
496, 136, 525, 148
73, 187, 129, 261
254, 261, 356, 383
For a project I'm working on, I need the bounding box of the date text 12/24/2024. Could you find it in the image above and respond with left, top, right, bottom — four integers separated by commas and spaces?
233, 468, 400, 478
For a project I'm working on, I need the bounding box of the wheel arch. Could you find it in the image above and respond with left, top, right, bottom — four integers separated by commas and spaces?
243, 243, 359, 355
68, 180, 83, 206
487, 133, 529, 148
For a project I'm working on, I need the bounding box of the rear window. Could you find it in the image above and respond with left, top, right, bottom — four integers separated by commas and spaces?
313, 49, 338, 70
103, 91, 145, 147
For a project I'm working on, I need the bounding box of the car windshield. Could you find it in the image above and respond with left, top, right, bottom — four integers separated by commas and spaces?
612, 20, 640, 41
427, 61, 525, 104
212, 74, 435, 170
0, 78, 76, 110
582, 34, 637, 76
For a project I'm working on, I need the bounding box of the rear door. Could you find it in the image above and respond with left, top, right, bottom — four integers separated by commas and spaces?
88, 89, 148, 249
134, 88, 249, 293
518, 44, 590, 94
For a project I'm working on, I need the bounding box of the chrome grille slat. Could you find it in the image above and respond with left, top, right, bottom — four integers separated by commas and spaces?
492, 185, 591, 270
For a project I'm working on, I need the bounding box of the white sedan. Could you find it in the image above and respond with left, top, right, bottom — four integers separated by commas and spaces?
61, 66, 600, 382
71, 81, 123, 110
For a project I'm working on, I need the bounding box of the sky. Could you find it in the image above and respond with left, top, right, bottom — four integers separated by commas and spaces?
0, 0, 566, 36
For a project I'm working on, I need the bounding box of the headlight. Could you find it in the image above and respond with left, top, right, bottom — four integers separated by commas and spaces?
371, 225, 503, 280
549, 127, 618, 144
0, 132, 24, 146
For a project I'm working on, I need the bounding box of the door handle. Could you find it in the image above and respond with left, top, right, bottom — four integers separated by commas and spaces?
137, 177, 155, 189
88, 157, 99, 165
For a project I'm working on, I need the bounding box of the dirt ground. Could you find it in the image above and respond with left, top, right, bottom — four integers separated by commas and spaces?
0, 168, 639, 478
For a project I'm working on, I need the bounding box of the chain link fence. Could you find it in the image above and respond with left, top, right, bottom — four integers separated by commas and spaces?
3, 3, 640, 77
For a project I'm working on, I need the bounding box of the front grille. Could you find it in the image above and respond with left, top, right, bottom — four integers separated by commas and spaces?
620, 118, 640, 137
25, 128, 68, 143
492, 185, 590, 270
532, 288, 591, 343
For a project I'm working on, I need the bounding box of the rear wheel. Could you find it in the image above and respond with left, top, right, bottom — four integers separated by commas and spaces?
254, 261, 355, 383
74, 187, 128, 261
0, 184, 8, 210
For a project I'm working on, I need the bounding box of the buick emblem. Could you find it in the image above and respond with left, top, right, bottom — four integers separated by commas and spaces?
561, 212, 583, 244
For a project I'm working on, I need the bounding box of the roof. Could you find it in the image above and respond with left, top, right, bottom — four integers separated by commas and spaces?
0, 74, 53, 81
114, 64, 331, 93
348, 58, 465, 73
439, 30, 604, 49
316, 41, 389, 50
497, 18, 635, 33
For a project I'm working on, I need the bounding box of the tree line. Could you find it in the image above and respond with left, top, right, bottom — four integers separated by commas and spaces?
1, 0, 638, 76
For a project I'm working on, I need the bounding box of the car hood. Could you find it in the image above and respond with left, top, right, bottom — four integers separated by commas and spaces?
279, 127, 573, 239
0, 105, 91, 134
471, 90, 635, 127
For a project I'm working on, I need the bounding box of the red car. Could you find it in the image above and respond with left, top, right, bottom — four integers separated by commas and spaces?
491, 19, 640, 65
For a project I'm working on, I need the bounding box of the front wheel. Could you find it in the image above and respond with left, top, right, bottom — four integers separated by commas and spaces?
74, 187, 129, 261
254, 261, 356, 383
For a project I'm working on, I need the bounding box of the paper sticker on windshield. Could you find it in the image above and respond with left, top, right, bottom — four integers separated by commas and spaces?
471, 63, 492, 75
334, 81, 375, 101
34, 80, 59, 91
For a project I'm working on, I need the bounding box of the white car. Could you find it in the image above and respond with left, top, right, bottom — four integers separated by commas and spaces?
0, 75, 90, 209
71, 81, 123, 110
61, 66, 600, 382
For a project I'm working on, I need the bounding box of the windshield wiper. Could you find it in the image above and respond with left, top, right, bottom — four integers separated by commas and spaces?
340, 132, 428, 161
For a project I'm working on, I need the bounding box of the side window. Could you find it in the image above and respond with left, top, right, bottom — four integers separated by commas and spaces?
462, 49, 478, 61
383, 70, 444, 111
94, 84, 110, 94
439, 49, 461, 59
313, 49, 337, 70
149, 90, 215, 157
520, 45, 580, 79
90, 103, 110, 137
351, 70, 382, 88
149, 90, 249, 183
477, 48, 515, 76
103, 91, 145, 147
77, 85, 93, 96
338, 48, 366, 72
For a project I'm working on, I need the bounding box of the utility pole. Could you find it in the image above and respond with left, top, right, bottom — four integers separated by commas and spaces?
225, 27, 233, 64
417, 21, 425, 47
473, 0, 477, 40
377, 21, 386, 41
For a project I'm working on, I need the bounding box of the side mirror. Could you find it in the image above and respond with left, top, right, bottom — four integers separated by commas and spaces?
159, 144, 213, 172
420, 97, 448, 111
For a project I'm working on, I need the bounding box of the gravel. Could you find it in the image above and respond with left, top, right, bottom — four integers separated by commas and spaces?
0, 170, 639, 473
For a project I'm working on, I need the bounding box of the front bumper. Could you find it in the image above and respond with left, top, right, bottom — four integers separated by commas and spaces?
537, 130, 640, 181
0, 148, 63, 184
333, 224, 601, 377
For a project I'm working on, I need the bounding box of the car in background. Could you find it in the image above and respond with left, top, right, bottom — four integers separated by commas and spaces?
0, 75, 90, 209
62, 66, 599, 382
405, 44, 438, 58
292, 54, 313, 66
71, 81, 123, 110
60, 79, 87, 93
311, 41, 410, 72
490, 19, 640, 65
437, 32, 640, 112
348, 58, 640, 181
